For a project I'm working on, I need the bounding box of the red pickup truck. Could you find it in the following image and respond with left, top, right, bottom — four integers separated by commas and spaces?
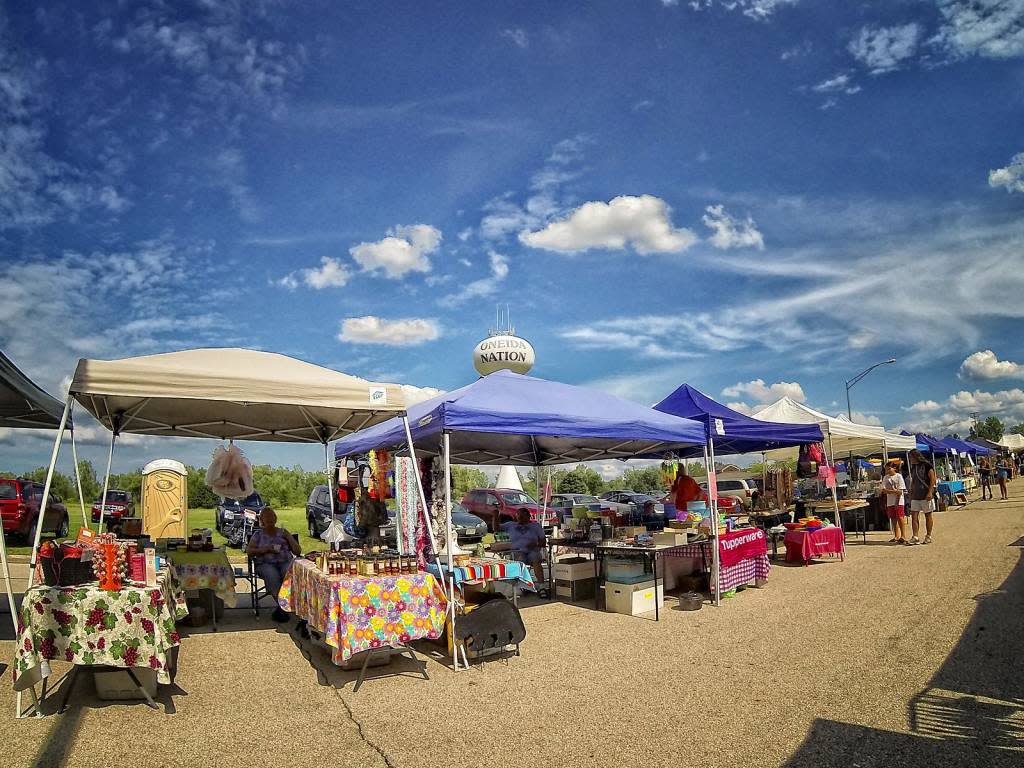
461, 488, 556, 532
0, 478, 70, 539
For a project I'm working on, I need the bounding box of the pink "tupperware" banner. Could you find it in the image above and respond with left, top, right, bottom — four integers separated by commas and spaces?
718, 527, 768, 569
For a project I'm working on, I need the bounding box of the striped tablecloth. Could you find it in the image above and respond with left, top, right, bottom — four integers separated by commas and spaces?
428, 558, 537, 592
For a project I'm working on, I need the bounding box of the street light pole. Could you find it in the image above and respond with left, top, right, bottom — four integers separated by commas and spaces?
845, 358, 897, 420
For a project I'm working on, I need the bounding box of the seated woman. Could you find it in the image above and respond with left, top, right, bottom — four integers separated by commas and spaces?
246, 507, 301, 623
502, 508, 547, 593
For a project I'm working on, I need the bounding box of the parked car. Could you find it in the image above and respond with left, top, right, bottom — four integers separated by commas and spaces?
449, 503, 489, 541
460, 488, 555, 531
600, 490, 665, 514
216, 492, 267, 533
699, 478, 755, 511
90, 489, 135, 528
1, 477, 70, 539
549, 493, 608, 521
304, 484, 394, 545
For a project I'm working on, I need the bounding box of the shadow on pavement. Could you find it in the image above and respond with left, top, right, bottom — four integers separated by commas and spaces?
784, 538, 1024, 767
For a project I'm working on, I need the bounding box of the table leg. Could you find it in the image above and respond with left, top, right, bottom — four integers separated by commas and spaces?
546, 541, 553, 600
594, 549, 602, 611
405, 644, 429, 682
353, 651, 373, 693
57, 666, 81, 714
125, 667, 159, 710
653, 552, 659, 622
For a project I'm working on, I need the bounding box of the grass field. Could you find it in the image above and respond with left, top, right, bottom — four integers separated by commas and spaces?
3, 505, 322, 557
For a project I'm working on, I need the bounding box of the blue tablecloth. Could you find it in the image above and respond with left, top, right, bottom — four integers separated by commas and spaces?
937, 480, 965, 496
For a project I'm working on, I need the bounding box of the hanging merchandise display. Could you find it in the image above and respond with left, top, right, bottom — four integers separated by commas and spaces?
367, 449, 393, 500
205, 443, 254, 499
395, 457, 419, 556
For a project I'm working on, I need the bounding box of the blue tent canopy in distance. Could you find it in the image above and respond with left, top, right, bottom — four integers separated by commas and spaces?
652, 383, 823, 457
333, 369, 707, 466
901, 431, 952, 455
941, 436, 992, 456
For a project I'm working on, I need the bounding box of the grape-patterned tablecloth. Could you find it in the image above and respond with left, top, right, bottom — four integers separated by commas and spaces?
12, 575, 187, 691
278, 558, 447, 665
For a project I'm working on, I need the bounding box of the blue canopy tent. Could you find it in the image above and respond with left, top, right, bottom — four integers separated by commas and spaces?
942, 437, 991, 456
334, 370, 708, 645
651, 383, 824, 456
334, 369, 707, 465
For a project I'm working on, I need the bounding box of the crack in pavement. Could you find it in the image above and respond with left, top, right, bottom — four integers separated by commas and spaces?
335, 690, 396, 768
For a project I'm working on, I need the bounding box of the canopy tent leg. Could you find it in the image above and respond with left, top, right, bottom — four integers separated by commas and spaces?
0, 503, 17, 672
400, 415, 439, 555
97, 427, 118, 532
69, 414, 88, 530
826, 434, 844, 555
442, 431, 459, 671
323, 441, 337, 541
704, 441, 721, 607
19, 394, 72, 719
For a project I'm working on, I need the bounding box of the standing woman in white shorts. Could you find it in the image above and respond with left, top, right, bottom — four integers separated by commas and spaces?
908, 450, 937, 545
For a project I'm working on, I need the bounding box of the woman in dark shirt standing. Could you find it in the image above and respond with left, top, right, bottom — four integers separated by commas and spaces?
978, 456, 993, 501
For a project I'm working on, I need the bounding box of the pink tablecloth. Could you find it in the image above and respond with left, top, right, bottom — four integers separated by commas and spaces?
784, 527, 845, 564
667, 538, 771, 591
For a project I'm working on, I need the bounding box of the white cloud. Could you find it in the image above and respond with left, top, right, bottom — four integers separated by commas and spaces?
959, 350, 1023, 380
337, 316, 440, 346
902, 386, 1024, 435
279, 257, 351, 290
935, 0, 1024, 60
350, 224, 441, 279
702, 205, 765, 249
439, 251, 509, 307
906, 400, 942, 412
687, 0, 800, 20
989, 152, 1024, 193
722, 379, 806, 403
847, 410, 883, 426
501, 28, 529, 48
812, 73, 861, 94
726, 401, 755, 415
400, 384, 444, 405
213, 148, 259, 222
480, 135, 590, 243
520, 194, 698, 254
849, 23, 921, 74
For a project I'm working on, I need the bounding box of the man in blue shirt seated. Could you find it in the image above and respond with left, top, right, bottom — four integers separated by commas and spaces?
502, 508, 546, 590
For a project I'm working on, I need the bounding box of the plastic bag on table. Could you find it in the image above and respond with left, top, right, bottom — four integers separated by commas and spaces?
205, 444, 254, 500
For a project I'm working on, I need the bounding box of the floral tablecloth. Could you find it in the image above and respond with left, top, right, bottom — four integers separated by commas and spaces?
427, 557, 537, 592
12, 575, 188, 692
279, 558, 447, 665
168, 549, 238, 607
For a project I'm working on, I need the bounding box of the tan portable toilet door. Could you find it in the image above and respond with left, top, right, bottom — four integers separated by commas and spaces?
142, 462, 188, 540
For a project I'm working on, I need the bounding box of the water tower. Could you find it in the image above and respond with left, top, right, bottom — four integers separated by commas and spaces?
472, 306, 535, 376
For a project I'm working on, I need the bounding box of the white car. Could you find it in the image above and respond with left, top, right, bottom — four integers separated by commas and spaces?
698, 478, 755, 510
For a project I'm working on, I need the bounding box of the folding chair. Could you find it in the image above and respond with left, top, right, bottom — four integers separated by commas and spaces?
234, 556, 272, 618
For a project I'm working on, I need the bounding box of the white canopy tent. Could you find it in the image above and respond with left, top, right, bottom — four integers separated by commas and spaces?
997, 433, 1024, 451
752, 397, 916, 459
20, 348, 440, 716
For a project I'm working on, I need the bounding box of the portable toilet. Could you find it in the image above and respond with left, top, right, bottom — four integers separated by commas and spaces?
141, 459, 188, 539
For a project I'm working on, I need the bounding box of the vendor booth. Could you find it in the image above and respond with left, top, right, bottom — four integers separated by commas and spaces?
752, 398, 916, 537
652, 383, 825, 603
333, 370, 708, 661
16, 348, 429, 714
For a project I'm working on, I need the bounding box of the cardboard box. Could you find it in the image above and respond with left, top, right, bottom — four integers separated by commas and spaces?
554, 577, 596, 602
651, 531, 696, 547
604, 580, 664, 617
94, 667, 158, 701
552, 559, 598, 581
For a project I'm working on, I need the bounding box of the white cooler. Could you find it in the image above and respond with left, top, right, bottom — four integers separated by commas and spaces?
605, 580, 664, 617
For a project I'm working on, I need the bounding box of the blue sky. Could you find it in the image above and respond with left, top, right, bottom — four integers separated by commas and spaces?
2, 0, 1024, 476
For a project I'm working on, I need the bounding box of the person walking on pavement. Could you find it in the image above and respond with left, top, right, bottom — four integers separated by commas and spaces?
978, 456, 994, 501
908, 450, 937, 545
996, 455, 1011, 501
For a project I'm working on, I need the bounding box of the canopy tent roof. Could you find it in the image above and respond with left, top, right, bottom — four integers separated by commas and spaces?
69, 348, 407, 443
997, 433, 1024, 451
752, 397, 916, 458
941, 436, 992, 456
901, 431, 952, 456
0, 352, 64, 429
334, 369, 707, 465
652, 383, 823, 455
